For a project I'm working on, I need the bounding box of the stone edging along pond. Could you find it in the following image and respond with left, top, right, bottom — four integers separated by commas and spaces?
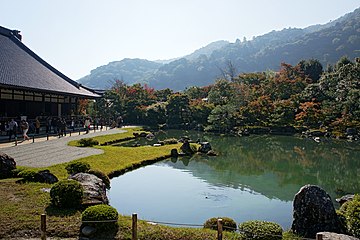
107, 154, 172, 179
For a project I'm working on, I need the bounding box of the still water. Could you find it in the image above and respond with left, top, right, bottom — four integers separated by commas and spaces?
109, 130, 360, 229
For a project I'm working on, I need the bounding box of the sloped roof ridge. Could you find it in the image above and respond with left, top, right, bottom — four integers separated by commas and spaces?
0, 25, 80, 89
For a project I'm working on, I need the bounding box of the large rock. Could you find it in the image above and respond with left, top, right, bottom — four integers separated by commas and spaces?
34, 170, 58, 184
198, 142, 212, 153
180, 140, 195, 155
291, 185, 341, 238
0, 152, 16, 179
317, 232, 359, 240
336, 194, 355, 206
70, 173, 109, 206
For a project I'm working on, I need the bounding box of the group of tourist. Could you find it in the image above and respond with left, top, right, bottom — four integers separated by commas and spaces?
0, 115, 114, 142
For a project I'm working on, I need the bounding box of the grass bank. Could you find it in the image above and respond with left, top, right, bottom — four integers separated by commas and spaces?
0, 127, 298, 239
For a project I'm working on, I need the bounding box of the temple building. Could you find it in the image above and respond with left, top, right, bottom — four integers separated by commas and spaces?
0, 26, 99, 119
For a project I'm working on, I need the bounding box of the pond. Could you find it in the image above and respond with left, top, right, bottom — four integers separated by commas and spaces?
109, 130, 360, 229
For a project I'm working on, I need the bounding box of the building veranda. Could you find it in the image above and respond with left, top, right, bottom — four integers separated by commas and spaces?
0, 26, 100, 133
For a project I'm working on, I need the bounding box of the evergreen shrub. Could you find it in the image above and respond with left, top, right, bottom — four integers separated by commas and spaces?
339, 195, 360, 237
18, 169, 37, 181
238, 220, 283, 240
82, 204, 118, 231
50, 179, 83, 208
78, 138, 99, 147
65, 162, 91, 175
203, 217, 237, 232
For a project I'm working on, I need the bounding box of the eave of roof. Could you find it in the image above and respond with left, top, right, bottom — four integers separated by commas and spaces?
0, 26, 100, 98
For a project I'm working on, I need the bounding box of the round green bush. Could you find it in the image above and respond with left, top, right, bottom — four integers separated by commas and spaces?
82, 204, 118, 231
87, 169, 111, 189
18, 169, 37, 181
50, 179, 83, 208
203, 217, 237, 232
78, 138, 99, 147
238, 220, 283, 240
65, 162, 91, 175
340, 195, 360, 237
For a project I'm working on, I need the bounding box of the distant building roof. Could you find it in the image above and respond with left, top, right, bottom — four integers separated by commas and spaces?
0, 26, 99, 98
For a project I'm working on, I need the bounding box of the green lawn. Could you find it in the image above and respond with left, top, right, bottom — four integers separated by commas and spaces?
0, 127, 298, 239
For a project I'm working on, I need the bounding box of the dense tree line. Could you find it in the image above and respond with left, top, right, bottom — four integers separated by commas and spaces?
92, 57, 360, 135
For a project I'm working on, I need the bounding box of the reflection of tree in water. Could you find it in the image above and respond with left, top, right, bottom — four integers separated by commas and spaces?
202, 134, 360, 198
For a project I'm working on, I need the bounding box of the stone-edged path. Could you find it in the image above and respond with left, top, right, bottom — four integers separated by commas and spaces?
0, 128, 126, 168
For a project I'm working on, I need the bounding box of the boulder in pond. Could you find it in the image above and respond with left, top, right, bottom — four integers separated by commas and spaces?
69, 173, 109, 206
291, 185, 341, 238
180, 140, 195, 155
170, 148, 178, 157
317, 232, 359, 240
0, 152, 16, 179
336, 194, 355, 206
198, 142, 212, 153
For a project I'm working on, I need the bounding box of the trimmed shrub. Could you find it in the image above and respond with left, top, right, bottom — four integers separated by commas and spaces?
87, 169, 111, 189
204, 217, 237, 232
50, 179, 83, 208
65, 162, 91, 175
163, 138, 178, 145
239, 220, 283, 240
18, 169, 37, 181
82, 204, 118, 231
78, 138, 99, 147
339, 195, 360, 237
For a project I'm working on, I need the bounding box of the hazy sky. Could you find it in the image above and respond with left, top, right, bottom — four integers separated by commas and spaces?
1, 0, 359, 80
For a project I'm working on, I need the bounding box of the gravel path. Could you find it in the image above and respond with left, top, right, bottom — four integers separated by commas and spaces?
0, 128, 126, 167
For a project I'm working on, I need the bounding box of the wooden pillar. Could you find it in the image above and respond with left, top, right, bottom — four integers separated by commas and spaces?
132, 213, 137, 240
217, 218, 223, 240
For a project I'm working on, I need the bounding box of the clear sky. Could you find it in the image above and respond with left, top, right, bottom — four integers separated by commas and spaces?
1, 0, 359, 80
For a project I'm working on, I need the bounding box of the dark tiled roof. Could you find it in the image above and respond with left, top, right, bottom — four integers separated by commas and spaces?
0, 26, 99, 98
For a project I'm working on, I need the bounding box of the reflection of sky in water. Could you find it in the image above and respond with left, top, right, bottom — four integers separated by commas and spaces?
109, 130, 360, 230
109, 164, 293, 229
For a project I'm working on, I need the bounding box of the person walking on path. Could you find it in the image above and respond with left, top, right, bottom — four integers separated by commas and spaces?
20, 119, 30, 140
84, 118, 90, 134
8, 119, 18, 141
35, 117, 41, 134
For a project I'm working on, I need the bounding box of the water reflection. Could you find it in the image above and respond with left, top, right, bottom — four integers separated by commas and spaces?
110, 130, 360, 228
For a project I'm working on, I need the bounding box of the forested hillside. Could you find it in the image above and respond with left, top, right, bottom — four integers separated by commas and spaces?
91, 57, 360, 137
78, 7, 360, 90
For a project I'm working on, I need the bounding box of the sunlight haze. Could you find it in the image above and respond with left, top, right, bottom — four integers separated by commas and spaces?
1, 0, 359, 79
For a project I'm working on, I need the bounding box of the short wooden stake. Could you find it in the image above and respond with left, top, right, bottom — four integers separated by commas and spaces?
15, 137, 17, 146
69, 131, 71, 136
132, 213, 137, 240
316, 233, 323, 240
79, 129, 81, 135
217, 218, 223, 240
46, 134, 49, 140
32, 135, 35, 143
41, 213, 46, 240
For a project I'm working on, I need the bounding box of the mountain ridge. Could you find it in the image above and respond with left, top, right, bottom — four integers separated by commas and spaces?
78, 7, 360, 90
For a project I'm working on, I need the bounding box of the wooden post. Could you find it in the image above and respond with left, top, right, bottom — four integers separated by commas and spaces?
132, 213, 137, 240
32, 134, 35, 143
15, 137, 17, 146
69, 131, 71, 136
79, 129, 81, 135
41, 213, 46, 240
217, 218, 223, 240
46, 134, 49, 140
316, 233, 323, 240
